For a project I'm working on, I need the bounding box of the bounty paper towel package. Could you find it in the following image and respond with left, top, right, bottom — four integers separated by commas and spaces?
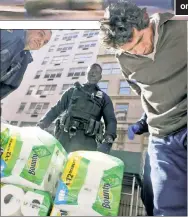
1, 183, 53, 216
52, 151, 124, 216
1, 123, 67, 196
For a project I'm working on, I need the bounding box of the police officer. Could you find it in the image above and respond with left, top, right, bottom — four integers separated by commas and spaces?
37, 63, 117, 154
0, 29, 52, 100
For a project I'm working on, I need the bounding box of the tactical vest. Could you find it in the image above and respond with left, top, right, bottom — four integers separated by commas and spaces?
67, 82, 104, 122
58, 82, 105, 138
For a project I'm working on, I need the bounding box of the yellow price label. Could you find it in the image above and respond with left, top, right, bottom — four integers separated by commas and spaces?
2, 136, 16, 163
61, 153, 82, 188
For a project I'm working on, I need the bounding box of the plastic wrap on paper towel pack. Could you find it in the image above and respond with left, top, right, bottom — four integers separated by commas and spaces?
1, 183, 53, 216
51, 151, 125, 216
0, 123, 68, 196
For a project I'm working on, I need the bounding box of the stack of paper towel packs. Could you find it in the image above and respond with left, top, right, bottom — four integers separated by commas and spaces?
1, 183, 53, 216
1, 123, 124, 216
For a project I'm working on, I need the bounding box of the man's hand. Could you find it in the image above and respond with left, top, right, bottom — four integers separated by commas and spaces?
97, 135, 113, 154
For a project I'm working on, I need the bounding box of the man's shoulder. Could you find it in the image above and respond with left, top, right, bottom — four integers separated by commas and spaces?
155, 12, 175, 26
1, 30, 26, 53
99, 90, 111, 102
1, 29, 25, 40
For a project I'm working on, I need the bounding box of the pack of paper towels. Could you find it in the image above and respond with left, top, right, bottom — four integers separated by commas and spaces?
1, 123, 67, 196
1, 183, 52, 216
51, 151, 124, 216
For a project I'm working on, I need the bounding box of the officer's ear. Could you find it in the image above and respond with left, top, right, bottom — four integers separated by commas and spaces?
99, 74, 102, 80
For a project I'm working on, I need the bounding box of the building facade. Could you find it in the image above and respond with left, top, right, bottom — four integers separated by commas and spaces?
1, 29, 147, 153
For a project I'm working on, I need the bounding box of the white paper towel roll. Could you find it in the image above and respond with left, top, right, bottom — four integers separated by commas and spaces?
21, 191, 45, 216
1, 184, 25, 216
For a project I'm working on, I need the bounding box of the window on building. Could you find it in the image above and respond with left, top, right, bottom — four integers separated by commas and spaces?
20, 122, 37, 127
41, 57, 49, 65
115, 104, 129, 121
98, 81, 108, 93
34, 70, 42, 79
27, 102, 49, 115
83, 30, 99, 38
60, 84, 74, 94
48, 45, 55, 52
10, 121, 18, 126
17, 102, 26, 113
67, 67, 87, 78
62, 32, 78, 41
51, 55, 68, 65
26, 85, 35, 95
54, 35, 60, 41
119, 80, 130, 95
73, 53, 93, 64
36, 85, 57, 95
44, 69, 63, 79
102, 62, 121, 74
78, 41, 97, 50
57, 44, 73, 53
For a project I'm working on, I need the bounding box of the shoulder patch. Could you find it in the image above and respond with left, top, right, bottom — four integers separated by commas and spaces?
96, 91, 103, 98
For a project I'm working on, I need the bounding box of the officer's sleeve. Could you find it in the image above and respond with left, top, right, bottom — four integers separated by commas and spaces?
0, 30, 12, 64
38, 88, 73, 128
102, 94, 117, 140
0, 30, 8, 42
117, 58, 141, 95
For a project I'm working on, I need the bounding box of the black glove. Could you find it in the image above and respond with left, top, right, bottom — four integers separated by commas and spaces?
97, 135, 113, 154
134, 119, 148, 135
36, 122, 46, 130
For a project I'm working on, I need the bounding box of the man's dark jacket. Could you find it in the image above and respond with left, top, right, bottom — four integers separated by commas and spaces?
0, 30, 33, 99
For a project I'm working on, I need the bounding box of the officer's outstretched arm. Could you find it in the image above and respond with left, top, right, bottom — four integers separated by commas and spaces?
37, 88, 73, 129
102, 94, 117, 140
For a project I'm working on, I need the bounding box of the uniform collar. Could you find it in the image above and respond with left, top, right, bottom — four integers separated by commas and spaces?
11, 30, 33, 64
84, 83, 100, 91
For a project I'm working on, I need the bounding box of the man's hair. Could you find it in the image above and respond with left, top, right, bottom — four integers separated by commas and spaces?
99, 0, 150, 49
88, 63, 102, 73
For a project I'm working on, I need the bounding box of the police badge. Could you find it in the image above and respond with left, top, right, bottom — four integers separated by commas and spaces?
96, 91, 103, 98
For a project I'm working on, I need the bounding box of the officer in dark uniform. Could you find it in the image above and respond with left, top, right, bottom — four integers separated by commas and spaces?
37, 63, 117, 154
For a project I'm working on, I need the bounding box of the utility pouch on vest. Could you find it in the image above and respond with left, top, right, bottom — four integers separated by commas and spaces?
64, 116, 71, 133
92, 121, 100, 136
96, 122, 104, 143
85, 118, 95, 135
60, 113, 68, 129
54, 118, 61, 138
